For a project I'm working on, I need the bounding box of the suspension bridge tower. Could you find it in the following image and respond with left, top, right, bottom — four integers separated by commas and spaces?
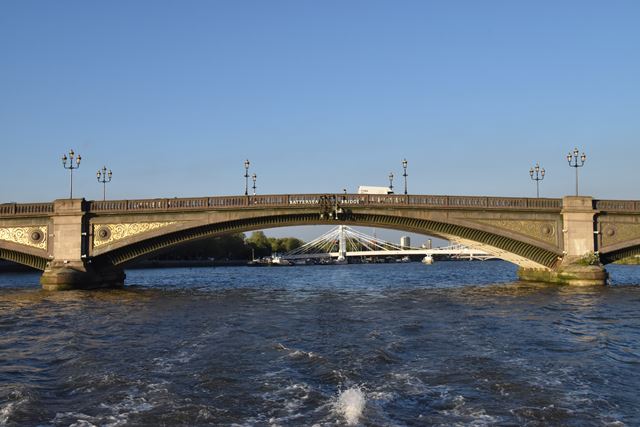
337, 225, 347, 263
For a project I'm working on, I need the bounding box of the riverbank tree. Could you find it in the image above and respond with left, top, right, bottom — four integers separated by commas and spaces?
151, 232, 304, 261
245, 231, 304, 258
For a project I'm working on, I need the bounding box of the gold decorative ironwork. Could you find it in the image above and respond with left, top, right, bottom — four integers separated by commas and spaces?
472, 219, 557, 244
0, 226, 48, 250
601, 222, 640, 247
93, 222, 177, 248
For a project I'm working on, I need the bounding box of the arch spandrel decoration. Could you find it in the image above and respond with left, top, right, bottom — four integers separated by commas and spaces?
600, 221, 640, 248
0, 226, 48, 250
469, 219, 558, 245
93, 222, 177, 248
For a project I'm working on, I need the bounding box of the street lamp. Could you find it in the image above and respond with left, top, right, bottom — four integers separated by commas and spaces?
388, 172, 394, 193
243, 159, 250, 196
402, 159, 408, 195
96, 166, 113, 201
529, 163, 545, 198
567, 148, 586, 196
252, 173, 257, 195
61, 149, 81, 199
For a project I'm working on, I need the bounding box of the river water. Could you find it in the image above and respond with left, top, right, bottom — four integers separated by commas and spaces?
1, 261, 639, 426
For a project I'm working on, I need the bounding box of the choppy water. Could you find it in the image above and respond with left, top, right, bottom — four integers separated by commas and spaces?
1, 261, 640, 426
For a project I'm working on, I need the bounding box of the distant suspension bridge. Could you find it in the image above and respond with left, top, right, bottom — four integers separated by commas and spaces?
279, 225, 496, 263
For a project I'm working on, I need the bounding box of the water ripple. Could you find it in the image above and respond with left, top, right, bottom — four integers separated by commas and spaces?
0, 262, 639, 425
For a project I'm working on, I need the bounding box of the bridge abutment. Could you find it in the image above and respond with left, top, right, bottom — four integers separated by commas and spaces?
40, 199, 125, 290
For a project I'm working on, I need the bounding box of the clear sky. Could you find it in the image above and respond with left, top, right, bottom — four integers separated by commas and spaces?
1, 1, 639, 242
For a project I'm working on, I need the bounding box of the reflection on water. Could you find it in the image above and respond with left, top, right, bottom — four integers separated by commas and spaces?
0, 261, 639, 425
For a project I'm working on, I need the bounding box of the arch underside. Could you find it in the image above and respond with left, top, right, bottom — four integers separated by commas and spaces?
96, 213, 561, 269
600, 245, 640, 265
0, 248, 48, 271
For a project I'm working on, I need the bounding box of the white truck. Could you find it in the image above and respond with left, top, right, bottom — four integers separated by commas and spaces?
357, 186, 393, 195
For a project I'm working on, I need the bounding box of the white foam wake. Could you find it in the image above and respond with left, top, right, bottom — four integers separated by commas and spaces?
335, 387, 366, 425
1, 401, 16, 425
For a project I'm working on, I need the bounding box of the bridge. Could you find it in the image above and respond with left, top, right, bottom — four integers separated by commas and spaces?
279, 225, 495, 262
1, 193, 640, 289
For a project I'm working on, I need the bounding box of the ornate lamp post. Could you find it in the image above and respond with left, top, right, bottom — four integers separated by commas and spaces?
529, 163, 545, 198
402, 159, 408, 195
243, 159, 250, 196
252, 173, 257, 196
96, 166, 113, 201
61, 149, 81, 199
388, 172, 394, 193
567, 148, 586, 196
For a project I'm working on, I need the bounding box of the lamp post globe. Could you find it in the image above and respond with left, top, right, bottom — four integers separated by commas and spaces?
252, 173, 257, 196
401, 159, 408, 195
529, 163, 545, 198
61, 149, 81, 199
567, 148, 586, 196
243, 159, 250, 196
97, 166, 113, 201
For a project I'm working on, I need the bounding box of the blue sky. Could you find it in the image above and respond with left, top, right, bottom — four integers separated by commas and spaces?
1, 1, 639, 242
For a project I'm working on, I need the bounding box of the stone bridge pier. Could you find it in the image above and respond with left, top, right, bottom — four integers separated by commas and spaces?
518, 196, 607, 286
39, 200, 125, 291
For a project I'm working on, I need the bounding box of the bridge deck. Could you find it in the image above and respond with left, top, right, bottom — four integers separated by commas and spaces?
3, 195, 640, 218
84, 194, 563, 212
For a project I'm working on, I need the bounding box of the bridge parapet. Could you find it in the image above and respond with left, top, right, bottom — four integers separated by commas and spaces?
11, 196, 639, 220
594, 199, 640, 212
85, 194, 563, 214
0, 202, 54, 216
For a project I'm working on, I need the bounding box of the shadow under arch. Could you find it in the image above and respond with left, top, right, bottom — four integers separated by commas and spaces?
600, 244, 640, 265
0, 247, 48, 271
94, 213, 562, 270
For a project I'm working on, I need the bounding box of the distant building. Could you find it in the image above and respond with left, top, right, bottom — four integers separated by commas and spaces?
400, 236, 410, 248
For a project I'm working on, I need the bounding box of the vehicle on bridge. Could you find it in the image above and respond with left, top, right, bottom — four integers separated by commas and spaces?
357, 186, 393, 195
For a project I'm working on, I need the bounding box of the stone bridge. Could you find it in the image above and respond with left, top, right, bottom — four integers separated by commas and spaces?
1, 193, 640, 289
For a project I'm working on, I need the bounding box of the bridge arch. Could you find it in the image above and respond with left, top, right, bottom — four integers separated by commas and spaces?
599, 240, 640, 265
0, 239, 48, 270
91, 212, 562, 270
0, 248, 47, 270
